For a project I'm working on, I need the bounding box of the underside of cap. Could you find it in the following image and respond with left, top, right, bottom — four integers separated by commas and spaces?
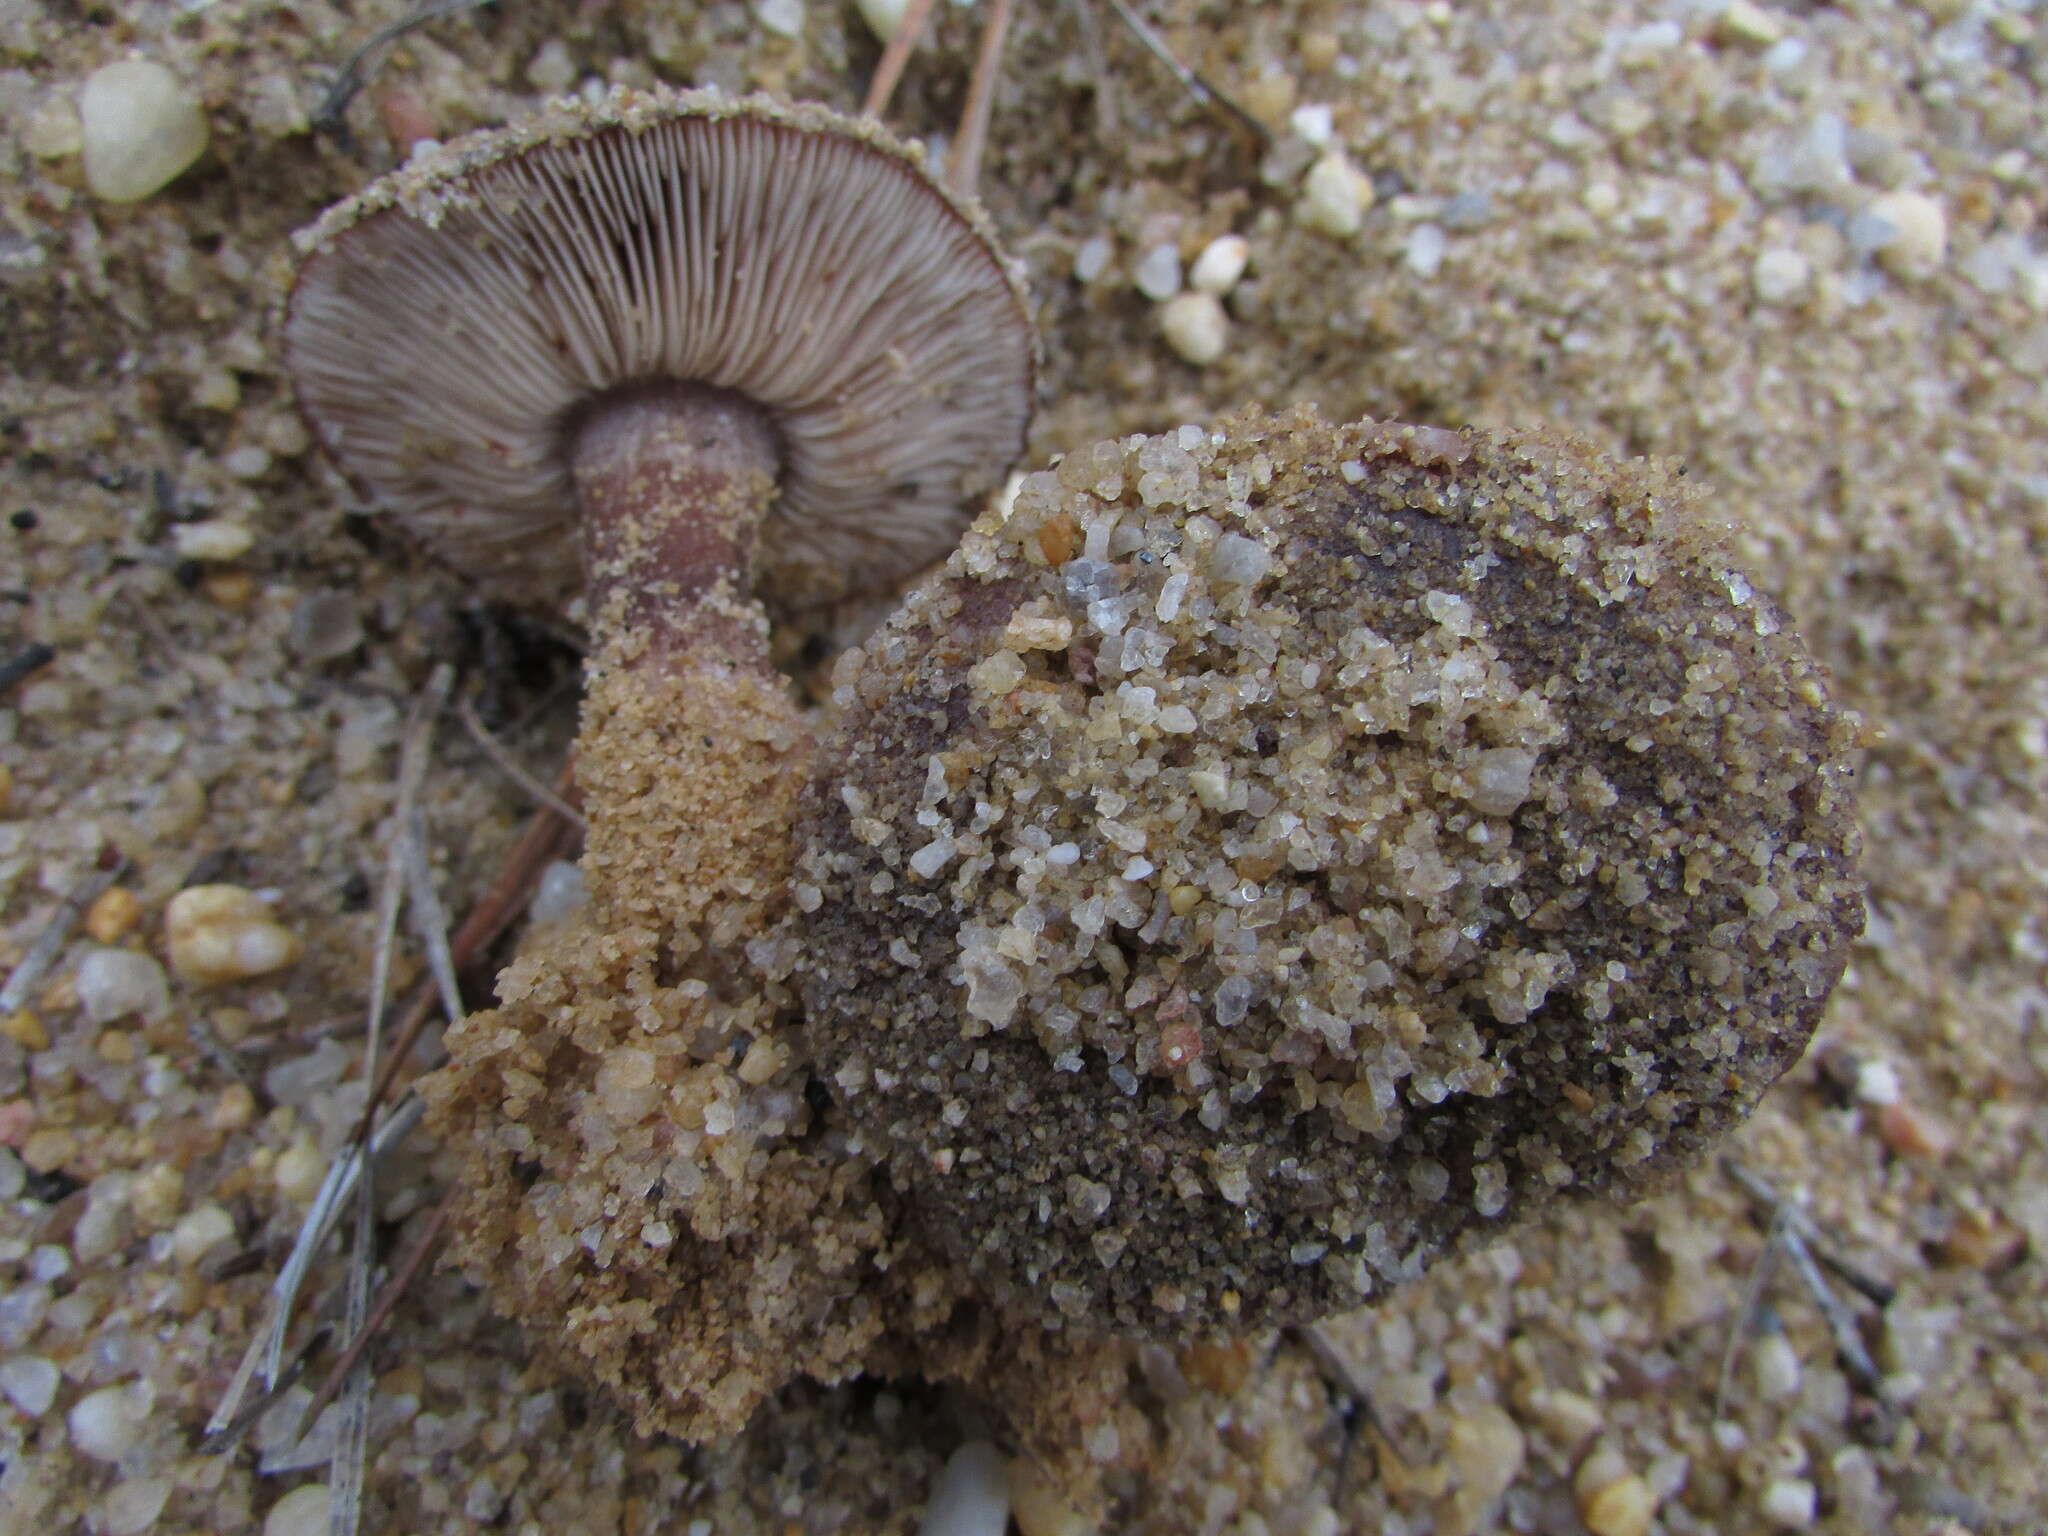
285, 88, 1036, 614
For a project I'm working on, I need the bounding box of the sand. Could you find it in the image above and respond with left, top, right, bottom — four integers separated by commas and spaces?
1, 1, 2043, 1532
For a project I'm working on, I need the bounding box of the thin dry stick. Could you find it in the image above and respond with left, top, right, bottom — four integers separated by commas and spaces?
347, 772, 580, 1157
1101, 0, 1271, 147
1722, 1158, 1895, 1306
329, 665, 449, 1536
312, 0, 500, 131
299, 1192, 454, 1430
1713, 1202, 1790, 1421
860, 0, 940, 118
0, 850, 126, 1014
950, 0, 1015, 196
456, 696, 586, 829
1779, 1221, 1889, 1401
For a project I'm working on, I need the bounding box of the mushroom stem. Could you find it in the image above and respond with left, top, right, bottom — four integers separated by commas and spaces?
564, 380, 805, 959
571, 381, 782, 659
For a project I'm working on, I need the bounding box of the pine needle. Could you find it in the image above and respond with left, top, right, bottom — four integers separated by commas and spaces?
312, 0, 503, 135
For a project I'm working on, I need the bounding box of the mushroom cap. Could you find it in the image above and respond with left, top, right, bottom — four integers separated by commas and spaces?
285, 89, 1036, 613
794, 407, 1864, 1337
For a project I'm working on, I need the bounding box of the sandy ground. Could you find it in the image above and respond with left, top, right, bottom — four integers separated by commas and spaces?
1, 0, 2044, 1532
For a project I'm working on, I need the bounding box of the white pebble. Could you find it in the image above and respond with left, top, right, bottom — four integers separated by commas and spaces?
1752, 247, 1810, 304
1160, 291, 1229, 366
172, 518, 255, 562
1866, 190, 1947, 278
920, 1442, 1010, 1536
1760, 1477, 1817, 1529
1189, 233, 1250, 295
0, 1355, 59, 1416
79, 57, 209, 203
264, 1484, 332, 1536
1289, 103, 1335, 146
1297, 152, 1372, 237
1854, 1057, 1901, 1105
1716, 0, 1786, 48
164, 884, 303, 985
69, 1379, 153, 1461
1406, 222, 1447, 278
1073, 234, 1113, 284
1752, 1331, 1803, 1400
1133, 243, 1183, 301
102, 1475, 173, 1536
75, 947, 170, 1025
170, 1203, 237, 1266
853, 0, 911, 43
753, 0, 803, 38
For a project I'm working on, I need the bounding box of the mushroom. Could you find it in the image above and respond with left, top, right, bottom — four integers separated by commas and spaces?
282, 88, 1034, 1437
794, 405, 1863, 1339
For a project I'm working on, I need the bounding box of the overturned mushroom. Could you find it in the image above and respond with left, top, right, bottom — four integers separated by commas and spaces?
283, 88, 1034, 1436
794, 406, 1863, 1338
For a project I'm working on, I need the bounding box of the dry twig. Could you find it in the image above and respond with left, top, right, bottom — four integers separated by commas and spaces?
0, 850, 126, 1014
950, 0, 1016, 196
312, 0, 501, 134
861, 0, 941, 119
1101, 0, 1270, 147
456, 695, 586, 829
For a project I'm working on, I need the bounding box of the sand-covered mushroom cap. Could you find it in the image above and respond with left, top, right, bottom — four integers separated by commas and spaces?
794, 407, 1863, 1337
284, 88, 1034, 612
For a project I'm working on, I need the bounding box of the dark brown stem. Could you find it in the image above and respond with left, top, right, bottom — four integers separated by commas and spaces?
570, 381, 781, 659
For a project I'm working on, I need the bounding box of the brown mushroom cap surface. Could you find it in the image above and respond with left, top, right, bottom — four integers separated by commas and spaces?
285, 88, 1034, 612
793, 407, 1864, 1338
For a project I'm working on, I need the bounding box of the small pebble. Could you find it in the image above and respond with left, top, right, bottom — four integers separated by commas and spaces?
1865, 190, 1947, 279
164, 884, 304, 985
1760, 1477, 1817, 1529
1007, 1457, 1091, 1536
1, 1009, 47, 1050
274, 1134, 325, 1205
287, 590, 364, 663
83, 886, 143, 944
69, 1379, 153, 1461
75, 948, 170, 1025
920, 1441, 1010, 1536
1133, 243, 1183, 302
264, 1484, 332, 1536
1876, 1099, 1953, 1161
1189, 233, 1249, 295
170, 1202, 237, 1265
1752, 248, 1811, 304
1297, 152, 1373, 237
1576, 1449, 1657, 1536
1716, 0, 1786, 49
1853, 1056, 1900, 1105
1073, 235, 1112, 284
1160, 292, 1230, 366
854, 0, 911, 43
1753, 1331, 1803, 1400
101, 1475, 173, 1536
753, 0, 803, 38
172, 519, 255, 562
1289, 103, 1335, 146
1406, 223, 1447, 278
0, 1355, 60, 1416
128, 1162, 182, 1227
79, 57, 209, 203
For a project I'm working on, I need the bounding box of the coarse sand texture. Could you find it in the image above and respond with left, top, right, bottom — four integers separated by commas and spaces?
796, 408, 1865, 1337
